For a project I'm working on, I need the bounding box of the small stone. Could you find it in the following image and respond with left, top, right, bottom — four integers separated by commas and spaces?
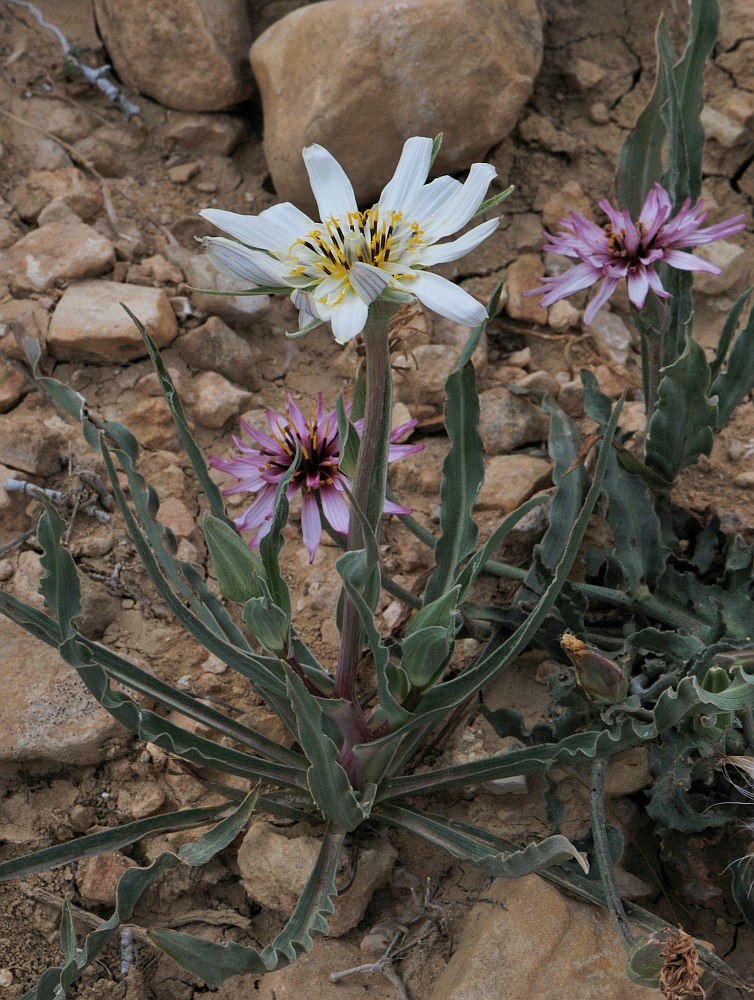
519, 113, 579, 155
564, 57, 605, 92
693, 240, 747, 295
394, 343, 459, 410
507, 213, 546, 254
515, 370, 560, 397
168, 161, 202, 184
541, 181, 594, 230
605, 747, 652, 797
177, 315, 261, 389
478, 386, 550, 454
734, 471, 754, 489
158, 497, 196, 538
164, 244, 271, 326
476, 454, 551, 512
0, 413, 64, 476
588, 308, 633, 366
725, 89, 754, 125
0, 367, 27, 413
4, 223, 114, 293
505, 255, 548, 324
701, 105, 747, 148
0, 299, 50, 361
10, 167, 103, 222
77, 852, 138, 907
37, 197, 82, 226
548, 298, 580, 332
47, 281, 177, 363
558, 379, 584, 418
589, 101, 610, 125
117, 780, 166, 819
140, 254, 185, 285
192, 371, 254, 428
166, 111, 247, 155
71, 134, 130, 178
0, 559, 12, 581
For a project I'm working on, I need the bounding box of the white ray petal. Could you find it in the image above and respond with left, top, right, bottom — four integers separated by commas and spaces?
303, 144, 358, 221
200, 203, 313, 251
428, 162, 497, 239
418, 218, 500, 266
330, 292, 369, 344
202, 238, 290, 286
379, 136, 434, 212
349, 261, 391, 304
406, 271, 487, 327
404, 176, 461, 234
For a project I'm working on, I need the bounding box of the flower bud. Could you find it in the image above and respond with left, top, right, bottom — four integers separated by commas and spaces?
560, 632, 628, 705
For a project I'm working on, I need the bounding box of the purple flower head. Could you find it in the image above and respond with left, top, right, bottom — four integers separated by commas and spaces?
525, 183, 746, 324
210, 394, 422, 562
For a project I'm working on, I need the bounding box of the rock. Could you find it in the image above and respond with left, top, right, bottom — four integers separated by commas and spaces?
590, 101, 611, 125
515, 370, 561, 398
605, 747, 652, 797
701, 105, 747, 149
120, 396, 180, 451
214, 938, 394, 999
157, 497, 196, 538
476, 454, 551, 512
693, 240, 747, 295
519, 113, 580, 155
430, 874, 658, 1000
541, 180, 594, 230
13, 550, 120, 640
431, 315, 487, 370
237, 821, 395, 936
505, 255, 548, 324
47, 281, 177, 363
192, 371, 254, 428
390, 437, 446, 497
176, 315, 261, 388
251, 0, 543, 208
558, 378, 584, 418
4, 223, 114, 294
478, 387, 550, 454
0, 367, 27, 413
10, 167, 103, 222
164, 244, 271, 326
0, 413, 64, 476
564, 57, 605, 92
77, 852, 138, 907
589, 308, 633, 366
93, 0, 254, 111
168, 161, 202, 184
548, 298, 580, 332
0, 616, 124, 776
37, 197, 83, 226
71, 134, 132, 178
0, 462, 32, 540
394, 344, 458, 410
166, 112, 247, 155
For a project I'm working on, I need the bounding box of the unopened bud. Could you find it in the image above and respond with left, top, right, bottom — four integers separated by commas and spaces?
560, 632, 628, 705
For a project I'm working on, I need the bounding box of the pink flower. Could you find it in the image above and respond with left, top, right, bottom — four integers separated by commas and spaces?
210, 394, 422, 562
525, 183, 746, 324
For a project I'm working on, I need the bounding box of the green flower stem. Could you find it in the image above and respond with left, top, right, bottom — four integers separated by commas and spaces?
334, 302, 400, 759
590, 758, 636, 952
640, 328, 664, 425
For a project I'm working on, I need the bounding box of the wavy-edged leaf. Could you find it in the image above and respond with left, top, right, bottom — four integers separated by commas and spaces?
645, 336, 716, 483
19, 793, 257, 1000
150, 828, 345, 984
0, 804, 231, 884
711, 292, 754, 427
424, 359, 484, 604
285, 666, 372, 830
121, 304, 228, 519
374, 803, 587, 875
710, 286, 754, 381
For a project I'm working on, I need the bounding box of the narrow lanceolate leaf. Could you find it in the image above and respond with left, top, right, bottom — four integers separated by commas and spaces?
710, 287, 753, 381
150, 828, 345, 984
0, 805, 231, 883
121, 304, 229, 520
36, 503, 85, 661
285, 666, 372, 830
424, 360, 484, 604
19, 794, 257, 1000
711, 291, 754, 428
645, 336, 717, 483
374, 804, 587, 875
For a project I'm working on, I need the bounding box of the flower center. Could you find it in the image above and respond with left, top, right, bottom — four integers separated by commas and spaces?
265, 414, 339, 490
605, 220, 652, 272
289, 207, 413, 278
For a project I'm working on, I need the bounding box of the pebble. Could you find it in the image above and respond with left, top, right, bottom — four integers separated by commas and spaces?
394, 343, 459, 411
10, 166, 103, 223
77, 852, 138, 907
693, 240, 747, 294
734, 471, 754, 489
589, 101, 611, 125
564, 56, 605, 92
191, 370, 254, 428
251, 0, 543, 208
701, 105, 747, 148
548, 298, 580, 332
475, 454, 552, 511
505, 254, 548, 324
0, 367, 27, 413
158, 497, 196, 538
541, 180, 594, 229
166, 111, 247, 155
0, 413, 64, 476
478, 386, 550, 455
47, 280, 178, 363
0, 559, 13, 581
163, 243, 271, 326
588, 308, 633, 366
4, 222, 114, 294
177, 315, 262, 389
519, 112, 580, 155
168, 161, 202, 184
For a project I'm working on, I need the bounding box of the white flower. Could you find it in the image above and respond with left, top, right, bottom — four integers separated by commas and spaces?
199, 137, 500, 344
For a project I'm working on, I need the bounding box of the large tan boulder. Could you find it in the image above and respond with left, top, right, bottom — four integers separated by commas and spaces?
251, 0, 543, 210
93, 0, 254, 111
